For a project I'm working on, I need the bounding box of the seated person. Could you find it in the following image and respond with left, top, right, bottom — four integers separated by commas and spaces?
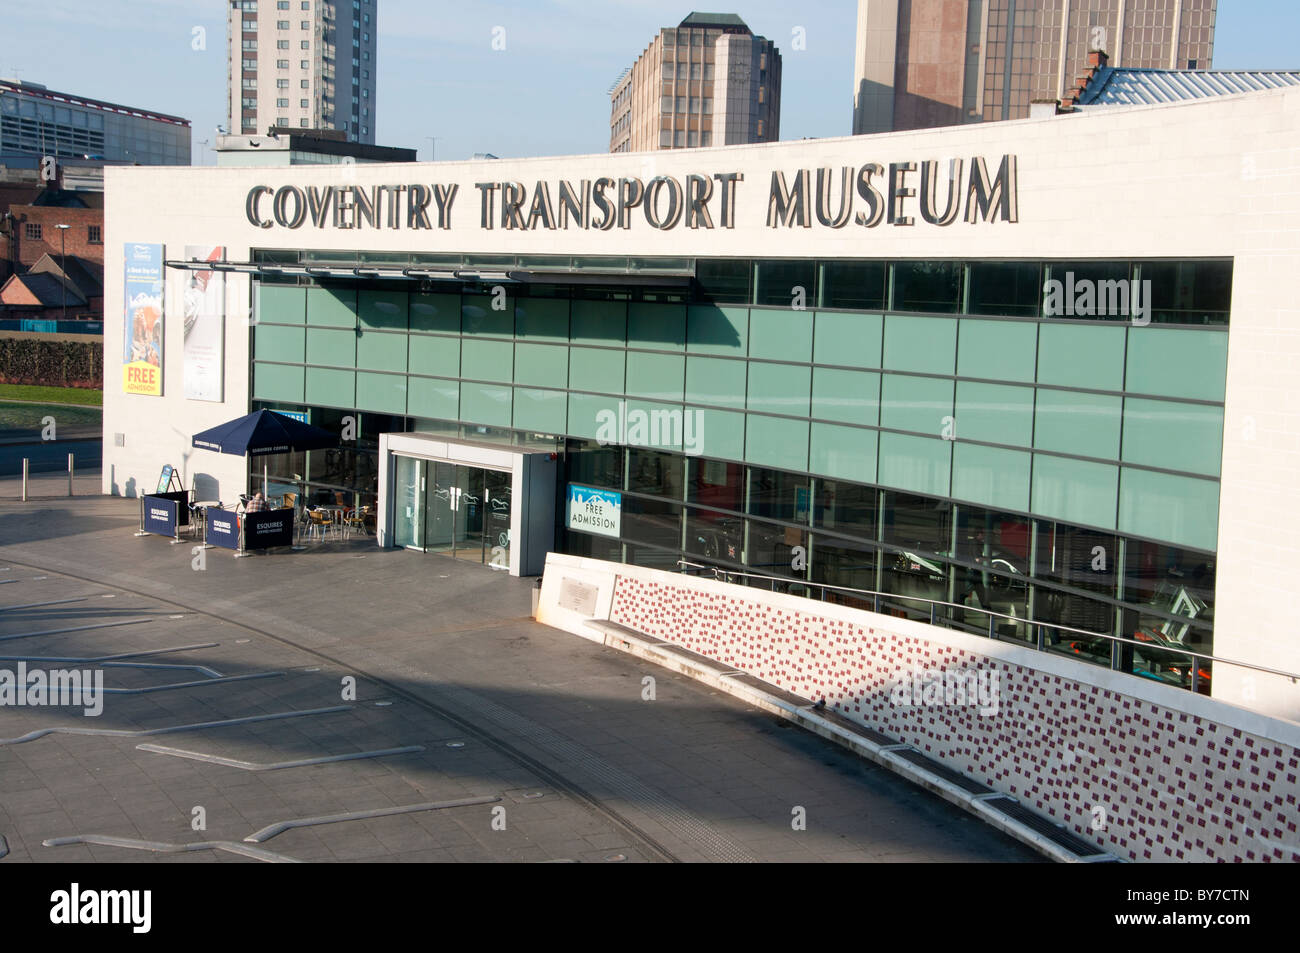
245, 491, 267, 513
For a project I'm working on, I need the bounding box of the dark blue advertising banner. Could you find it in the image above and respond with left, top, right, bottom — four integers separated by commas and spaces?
206, 509, 240, 550
142, 495, 177, 536
244, 507, 294, 550
154, 490, 191, 526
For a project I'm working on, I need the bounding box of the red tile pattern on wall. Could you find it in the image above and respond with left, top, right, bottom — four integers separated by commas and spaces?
611, 576, 1300, 863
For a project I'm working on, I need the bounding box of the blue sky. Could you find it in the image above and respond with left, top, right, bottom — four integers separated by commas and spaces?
1, 1, 1295, 164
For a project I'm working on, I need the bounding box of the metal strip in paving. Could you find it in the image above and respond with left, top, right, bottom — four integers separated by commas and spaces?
43, 834, 297, 863
433, 683, 759, 863
100, 660, 223, 678
245, 795, 503, 843
136, 742, 424, 772
0, 705, 350, 746
101, 671, 283, 694
0, 597, 88, 612
0, 618, 152, 643
0, 642, 219, 665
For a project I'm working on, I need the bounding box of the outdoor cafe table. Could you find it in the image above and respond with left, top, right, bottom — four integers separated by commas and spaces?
192, 500, 224, 547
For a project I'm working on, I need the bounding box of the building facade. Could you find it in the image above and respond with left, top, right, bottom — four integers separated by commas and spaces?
0, 78, 190, 165
227, 0, 377, 143
214, 128, 415, 167
610, 13, 781, 153
102, 86, 1300, 721
853, 0, 1216, 134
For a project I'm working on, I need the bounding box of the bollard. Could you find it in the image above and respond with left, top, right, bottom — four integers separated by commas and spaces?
21, 458, 28, 502
68, 453, 74, 497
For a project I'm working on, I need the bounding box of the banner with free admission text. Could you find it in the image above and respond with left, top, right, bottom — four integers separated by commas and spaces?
567, 485, 621, 539
123, 242, 164, 396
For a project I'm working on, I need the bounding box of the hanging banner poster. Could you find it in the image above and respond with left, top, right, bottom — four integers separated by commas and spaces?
123, 242, 164, 396
181, 245, 225, 401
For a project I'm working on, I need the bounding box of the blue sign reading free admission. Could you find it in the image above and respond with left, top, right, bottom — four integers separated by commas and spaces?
567, 485, 621, 539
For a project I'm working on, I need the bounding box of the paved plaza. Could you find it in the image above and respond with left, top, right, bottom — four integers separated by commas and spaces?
0, 467, 1037, 863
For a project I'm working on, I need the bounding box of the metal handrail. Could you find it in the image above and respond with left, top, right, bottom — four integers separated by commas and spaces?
675, 559, 1300, 686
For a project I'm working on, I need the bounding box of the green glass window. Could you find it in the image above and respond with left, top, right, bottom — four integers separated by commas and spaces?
625, 351, 685, 401
569, 299, 627, 346
409, 293, 460, 334
956, 318, 1037, 383
744, 416, 810, 474
747, 362, 811, 416
686, 304, 748, 356
358, 289, 408, 330
356, 371, 406, 415
627, 302, 686, 350
809, 422, 877, 484
513, 342, 569, 389
749, 307, 813, 363
1034, 389, 1122, 460
951, 444, 1031, 512
257, 283, 306, 324
876, 433, 951, 499
812, 368, 880, 426
813, 310, 883, 369
512, 386, 567, 434
953, 381, 1033, 446
685, 356, 746, 409
408, 335, 460, 379
1121, 398, 1223, 477
883, 315, 957, 376
306, 286, 357, 328
1124, 327, 1227, 402
880, 374, 954, 436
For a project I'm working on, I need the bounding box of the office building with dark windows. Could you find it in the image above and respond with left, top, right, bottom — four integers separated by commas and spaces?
852, 0, 1217, 134
101, 83, 1300, 718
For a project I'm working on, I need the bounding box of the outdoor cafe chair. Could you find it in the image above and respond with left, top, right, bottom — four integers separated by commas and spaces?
306, 508, 337, 541
342, 506, 370, 539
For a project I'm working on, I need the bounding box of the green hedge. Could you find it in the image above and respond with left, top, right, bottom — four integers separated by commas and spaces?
0, 338, 103, 389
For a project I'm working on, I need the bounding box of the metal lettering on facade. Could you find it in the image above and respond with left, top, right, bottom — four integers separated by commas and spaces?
243, 156, 1017, 232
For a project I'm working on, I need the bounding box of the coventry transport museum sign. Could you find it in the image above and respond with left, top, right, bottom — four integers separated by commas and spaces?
244, 155, 1017, 233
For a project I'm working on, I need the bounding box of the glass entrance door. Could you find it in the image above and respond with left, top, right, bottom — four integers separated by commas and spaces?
424, 460, 456, 554
394, 455, 424, 549
484, 469, 511, 570
393, 455, 511, 569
